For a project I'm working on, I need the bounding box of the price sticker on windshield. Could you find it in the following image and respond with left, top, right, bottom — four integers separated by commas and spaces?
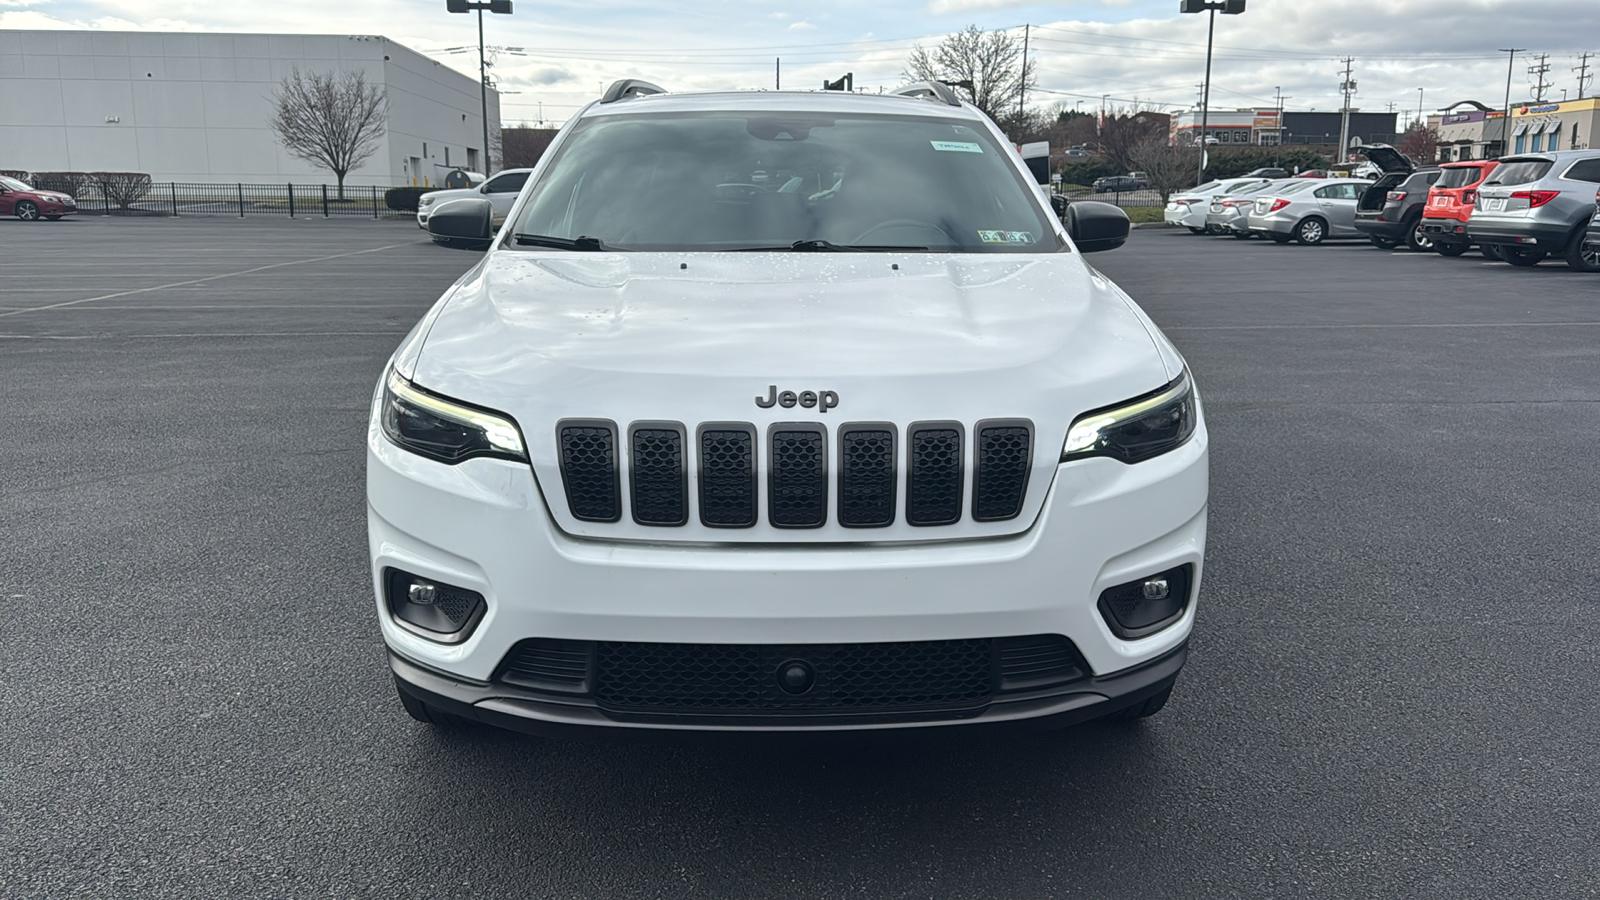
931, 141, 984, 153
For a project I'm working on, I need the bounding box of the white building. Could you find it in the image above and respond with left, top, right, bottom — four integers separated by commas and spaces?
0, 30, 500, 187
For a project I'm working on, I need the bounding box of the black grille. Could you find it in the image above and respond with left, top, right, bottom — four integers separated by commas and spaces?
593, 639, 993, 714
629, 423, 687, 526
838, 425, 896, 528
973, 420, 1033, 521
996, 634, 1087, 691
558, 420, 620, 522
906, 423, 964, 526
699, 424, 757, 527
769, 425, 827, 528
496, 639, 592, 692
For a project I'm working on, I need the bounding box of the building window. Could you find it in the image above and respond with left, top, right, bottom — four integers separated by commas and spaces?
1530, 133, 1542, 152
467, 148, 479, 171
423, 142, 428, 158
1515, 135, 1526, 154
1548, 128, 1560, 151
445, 147, 451, 166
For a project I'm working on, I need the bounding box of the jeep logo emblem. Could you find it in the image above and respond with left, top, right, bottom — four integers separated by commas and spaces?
756, 385, 839, 413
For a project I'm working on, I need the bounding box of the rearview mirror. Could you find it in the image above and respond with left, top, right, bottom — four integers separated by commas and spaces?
1065, 201, 1130, 253
427, 198, 494, 251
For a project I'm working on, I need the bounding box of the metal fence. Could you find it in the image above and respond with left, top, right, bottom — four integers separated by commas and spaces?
31, 181, 413, 219
1057, 187, 1165, 208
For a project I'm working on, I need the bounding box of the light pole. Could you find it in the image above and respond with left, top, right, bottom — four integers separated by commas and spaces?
1499, 48, 1524, 156
1416, 88, 1425, 128
1180, 0, 1246, 183
447, 0, 512, 175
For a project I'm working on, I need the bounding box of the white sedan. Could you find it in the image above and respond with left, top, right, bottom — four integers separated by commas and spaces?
416, 168, 533, 231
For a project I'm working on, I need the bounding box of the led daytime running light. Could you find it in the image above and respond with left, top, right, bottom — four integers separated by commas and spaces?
386, 369, 526, 459
1062, 373, 1192, 460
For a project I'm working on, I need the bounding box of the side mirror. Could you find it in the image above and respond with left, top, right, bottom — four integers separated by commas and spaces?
1065, 201, 1130, 253
427, 197, 494, 251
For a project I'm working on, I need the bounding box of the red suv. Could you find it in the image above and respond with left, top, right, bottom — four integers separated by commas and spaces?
1420, 160, 1499, 258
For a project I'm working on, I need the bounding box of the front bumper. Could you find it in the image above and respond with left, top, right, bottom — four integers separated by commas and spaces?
368, 412, 1208, 732
416, 209, 430, 229
390, 641, 1187, 735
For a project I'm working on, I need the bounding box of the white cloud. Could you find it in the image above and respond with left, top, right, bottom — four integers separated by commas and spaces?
769, 11, 790, 19
787, 20, 817, 30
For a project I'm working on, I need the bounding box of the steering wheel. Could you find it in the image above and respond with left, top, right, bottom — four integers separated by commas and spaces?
852, 218, 951, 244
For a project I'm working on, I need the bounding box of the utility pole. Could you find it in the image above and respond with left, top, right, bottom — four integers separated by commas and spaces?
1018, 24, 1030, 119
775, 58, 780, 91
1529, 53, 1553, 103
1416, 88, 1425, 128
1274, 85, 1286, 166
1576, 52, 1593, 100
1500, 48, 1524, 156
1336, 57, 1356, 160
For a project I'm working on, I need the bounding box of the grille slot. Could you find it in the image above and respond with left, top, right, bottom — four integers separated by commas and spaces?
557, 420, 620, 522
996, 634, 1088, 692
629, 422, 687, 526
769, 424, 827, 528
496, 639, 592, 692
593, 639, 993, 714
698, 423, 757, 528
837, 424, 897, 528
906, 422, 964, 526
973, 420, 1033, 522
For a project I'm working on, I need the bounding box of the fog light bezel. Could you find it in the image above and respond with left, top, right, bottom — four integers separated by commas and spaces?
1097, 564, 1194, 640
384, 567, 487, 645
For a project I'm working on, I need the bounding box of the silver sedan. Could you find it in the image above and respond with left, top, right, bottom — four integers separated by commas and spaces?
1206, 180, 1294, 238
1245, 178, 1368, 245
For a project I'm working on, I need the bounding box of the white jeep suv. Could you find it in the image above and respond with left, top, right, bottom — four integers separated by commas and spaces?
371, 80, 1208, 735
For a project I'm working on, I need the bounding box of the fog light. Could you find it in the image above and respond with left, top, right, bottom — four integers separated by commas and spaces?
385, 568, 486, 644
1098, 564, 1193, 640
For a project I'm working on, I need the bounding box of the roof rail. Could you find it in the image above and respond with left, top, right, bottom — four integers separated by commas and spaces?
891, 81, 963, 108
600, 79, 668, 104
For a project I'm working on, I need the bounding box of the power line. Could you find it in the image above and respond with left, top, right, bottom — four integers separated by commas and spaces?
1529, 53, 1553, 102
1576, 52, 1594, 100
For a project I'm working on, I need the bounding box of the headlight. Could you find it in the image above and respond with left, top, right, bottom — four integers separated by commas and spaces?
380, 369, 526, 464
1062, 372, 1197, 464
419, 196, 435, 207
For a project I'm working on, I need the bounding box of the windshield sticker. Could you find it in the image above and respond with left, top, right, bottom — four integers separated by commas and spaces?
930, 140, 984, 153
978, 230, 1033, 244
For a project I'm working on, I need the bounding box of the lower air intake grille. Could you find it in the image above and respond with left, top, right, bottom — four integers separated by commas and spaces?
593, 639, 994, 714
973, 421, 1033, 521
629, 423, 686, 526
699, 424, 757, 527
496, 639, 592, 691
996, 634, 1088, 691
558, 421, 620, 522
838, 425, 896, 527
769, 425, 826, 528
906, 423, 964, 526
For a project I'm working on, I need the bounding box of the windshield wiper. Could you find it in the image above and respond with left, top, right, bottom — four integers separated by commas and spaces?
513, 233, 610, 250
732, 239, 929, 252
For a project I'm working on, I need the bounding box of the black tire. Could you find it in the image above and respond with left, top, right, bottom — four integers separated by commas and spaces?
395, 679, 469, 729
1563, 232, 1600, 272
1268, 233, 1292, 244
1435, 242, 1469, 257
1370, 235, 1401, 250
1231, 230, 1252, 239
1102, 683, 1174, 723
1294, 216, 1328, 245
14, 200, 39, 221
1186, 226, 1206, 235
44, 215, 63, 221
1480, 243, 1503, 261
1405, 219, 1434, 252
1205, 224, 1225, 235
1503, 247, 1546, 267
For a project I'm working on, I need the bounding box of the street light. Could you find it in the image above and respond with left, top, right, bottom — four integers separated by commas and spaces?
1180, 0, 1246, 183
446, 0, 513, 175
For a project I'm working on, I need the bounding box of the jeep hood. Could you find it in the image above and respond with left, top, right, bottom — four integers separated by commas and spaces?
402, 250, 1182, 539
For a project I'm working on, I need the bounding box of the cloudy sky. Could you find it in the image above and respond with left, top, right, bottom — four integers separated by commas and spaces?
3, 0, 1596, 128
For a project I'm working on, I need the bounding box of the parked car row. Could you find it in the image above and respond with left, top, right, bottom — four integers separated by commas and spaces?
1166, 146, 1600, 271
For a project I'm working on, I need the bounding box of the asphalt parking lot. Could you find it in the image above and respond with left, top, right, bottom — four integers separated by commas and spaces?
3, 217, 1598, 898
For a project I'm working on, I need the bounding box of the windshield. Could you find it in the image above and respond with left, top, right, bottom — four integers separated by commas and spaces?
1435, 166, 1482, 189
510, 111, 1057, 252
1486, 159, 1553, 186
0, 176, 31, 191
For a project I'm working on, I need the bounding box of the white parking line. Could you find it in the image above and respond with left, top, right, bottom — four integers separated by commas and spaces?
1167, 321, 1600, 331
0, 331, 410, 340
0, 242, 411, 319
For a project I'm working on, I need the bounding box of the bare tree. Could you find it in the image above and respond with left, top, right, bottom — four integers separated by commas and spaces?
1098, 111, 1172, 173
904, 25, 1035, 123
1397, 123, 1442, 164
92, 172, 153, 210
269, 68, 387, 199
1127, 136, 1202, 202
